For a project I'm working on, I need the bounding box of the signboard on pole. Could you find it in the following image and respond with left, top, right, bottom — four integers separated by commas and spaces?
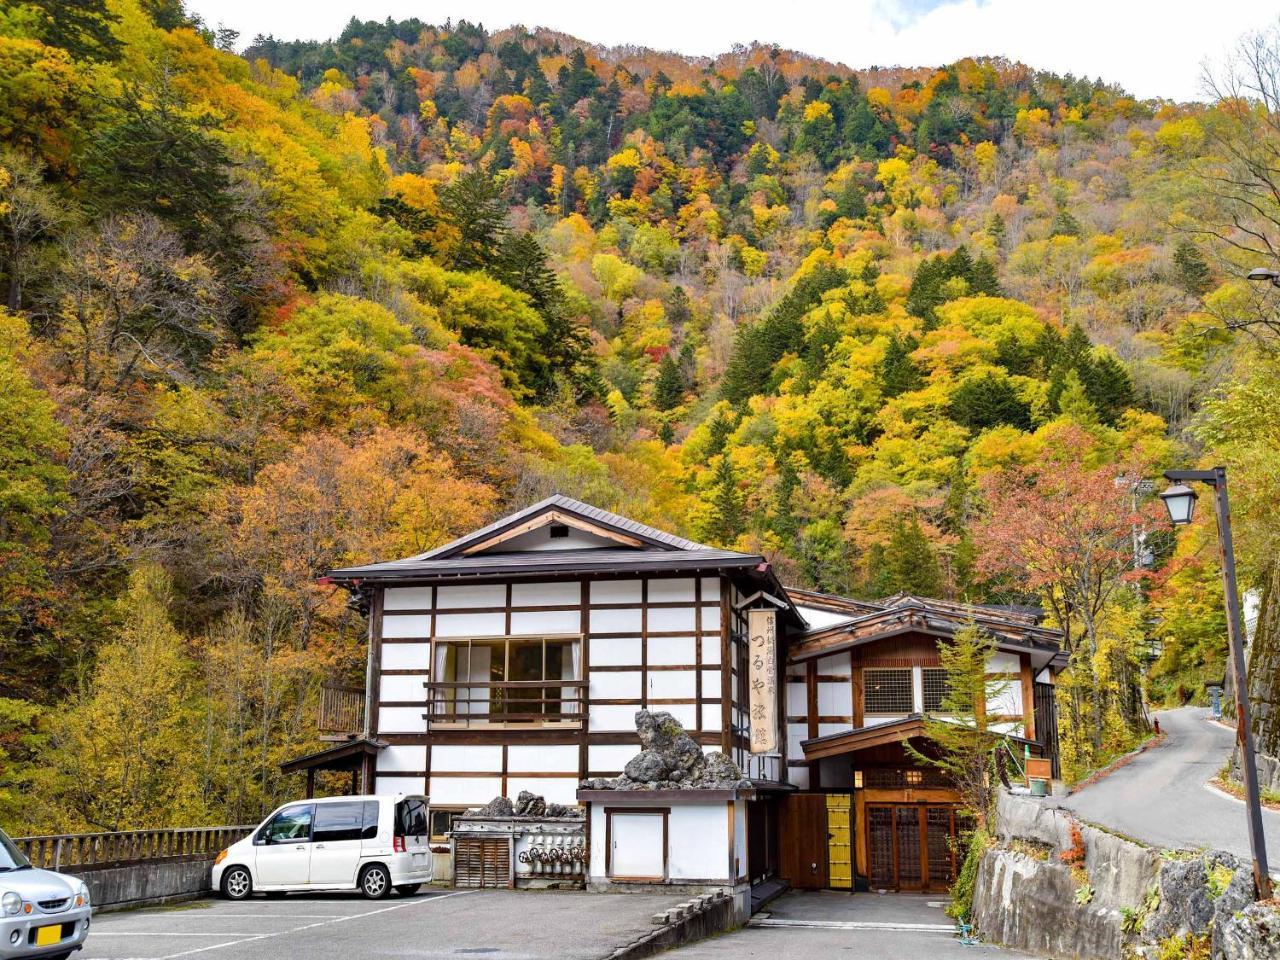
747, 608, 778, 754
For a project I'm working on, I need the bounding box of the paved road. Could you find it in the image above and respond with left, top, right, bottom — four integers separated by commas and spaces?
1055, 706, 1280, 864
79, 888, 679, 960
669, 891, 1033, 960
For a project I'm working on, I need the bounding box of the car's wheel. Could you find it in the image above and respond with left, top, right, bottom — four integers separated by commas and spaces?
221, 866, 253, 900
359, 863, 391, 900
395, 883, 421, 896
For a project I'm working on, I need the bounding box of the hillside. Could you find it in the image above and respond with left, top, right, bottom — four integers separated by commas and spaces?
0, 1, 1270, 830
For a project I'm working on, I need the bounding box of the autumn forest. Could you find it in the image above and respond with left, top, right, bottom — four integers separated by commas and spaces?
4, 0, 1280, 832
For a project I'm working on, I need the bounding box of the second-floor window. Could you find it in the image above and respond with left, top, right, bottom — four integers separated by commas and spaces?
922, 668, 950, 712
864, 668, 913, 714
430, 636, 582, 726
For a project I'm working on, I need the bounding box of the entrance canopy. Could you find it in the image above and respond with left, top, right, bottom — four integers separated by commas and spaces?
280, 738, 385, 797
801, 714, 1042, 762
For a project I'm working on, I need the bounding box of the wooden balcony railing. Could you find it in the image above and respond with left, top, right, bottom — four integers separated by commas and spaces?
319, 682, 366, 737
15, 826, 255, 871
426, 680, 587, 728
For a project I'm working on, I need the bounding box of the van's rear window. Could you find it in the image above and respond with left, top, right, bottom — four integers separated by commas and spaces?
395, 798, 428, 836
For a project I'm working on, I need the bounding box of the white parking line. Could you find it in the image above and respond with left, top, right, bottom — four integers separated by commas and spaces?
92, 890, 478, 960
749, 917, 957, 932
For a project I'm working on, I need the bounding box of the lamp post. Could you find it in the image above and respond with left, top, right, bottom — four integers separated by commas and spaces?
1159, 467, 1272, 899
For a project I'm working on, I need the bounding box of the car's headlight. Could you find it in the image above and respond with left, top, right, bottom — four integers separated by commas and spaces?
1, 891, 21, 916
214, 849, 228, 867
74, 882, 90, 908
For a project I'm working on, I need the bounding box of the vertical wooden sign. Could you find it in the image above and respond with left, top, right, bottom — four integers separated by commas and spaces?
748, 608, 778, 754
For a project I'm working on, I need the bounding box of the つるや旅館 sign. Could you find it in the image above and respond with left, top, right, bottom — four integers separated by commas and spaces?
747, 608, 778, 754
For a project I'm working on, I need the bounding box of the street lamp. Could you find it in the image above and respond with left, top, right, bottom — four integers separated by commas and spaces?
1160, 467, 1272, 899
1246, 267, 1280, 287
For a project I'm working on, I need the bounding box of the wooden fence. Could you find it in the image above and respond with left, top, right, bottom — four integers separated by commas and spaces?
15, 826, 255, 871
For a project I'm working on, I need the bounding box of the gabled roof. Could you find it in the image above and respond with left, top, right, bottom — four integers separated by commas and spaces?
788, 595, 1064, 665
328, 547, 767, 581
415, 494, 709, 560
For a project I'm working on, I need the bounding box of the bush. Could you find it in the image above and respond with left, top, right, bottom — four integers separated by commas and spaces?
948, 827, 990, 921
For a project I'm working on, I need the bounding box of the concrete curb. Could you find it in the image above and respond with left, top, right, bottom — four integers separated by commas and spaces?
1063, 733, 1164, 797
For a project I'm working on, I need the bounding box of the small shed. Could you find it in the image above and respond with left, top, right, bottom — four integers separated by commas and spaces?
577, 784, 758, 923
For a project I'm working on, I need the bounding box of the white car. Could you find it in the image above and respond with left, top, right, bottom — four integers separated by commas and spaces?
0, 829, 91, 960
212, 795, 431, 900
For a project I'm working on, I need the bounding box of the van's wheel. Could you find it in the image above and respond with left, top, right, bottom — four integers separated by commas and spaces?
395, 883, 421, 896
359, 864, 391, 900
221, 866, 252, 901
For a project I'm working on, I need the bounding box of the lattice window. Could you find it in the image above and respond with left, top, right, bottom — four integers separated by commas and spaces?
864, 668, 913, 713
922, 668, 950, 712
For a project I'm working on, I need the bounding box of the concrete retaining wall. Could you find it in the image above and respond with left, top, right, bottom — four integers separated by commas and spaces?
66, 856, 218, 912
603, 889, 742, 960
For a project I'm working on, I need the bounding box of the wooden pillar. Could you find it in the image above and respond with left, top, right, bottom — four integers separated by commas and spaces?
305, 768, 315, 800
349, 769, 358, 795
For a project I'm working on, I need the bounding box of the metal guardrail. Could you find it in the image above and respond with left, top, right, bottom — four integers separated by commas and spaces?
15, 826, 255, 871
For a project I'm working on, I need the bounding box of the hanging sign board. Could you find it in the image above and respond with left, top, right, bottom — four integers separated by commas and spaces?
747, 608, 779, 754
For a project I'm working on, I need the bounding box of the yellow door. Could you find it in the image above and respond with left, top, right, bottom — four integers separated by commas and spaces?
826, 794, 852, 889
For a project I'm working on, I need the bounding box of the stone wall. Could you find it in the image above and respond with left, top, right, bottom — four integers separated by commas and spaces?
972, 792, 1275, 959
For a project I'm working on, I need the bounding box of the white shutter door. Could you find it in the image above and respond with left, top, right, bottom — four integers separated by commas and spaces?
609, 813, 665, 879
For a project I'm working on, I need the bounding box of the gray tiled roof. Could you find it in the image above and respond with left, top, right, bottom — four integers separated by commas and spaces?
329, 547, 763, 581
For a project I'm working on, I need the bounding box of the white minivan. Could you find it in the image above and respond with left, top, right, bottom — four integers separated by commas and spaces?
213, 795, 431, 900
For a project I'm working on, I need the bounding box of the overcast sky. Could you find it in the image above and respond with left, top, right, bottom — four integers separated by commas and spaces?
185, 0, 1274, 103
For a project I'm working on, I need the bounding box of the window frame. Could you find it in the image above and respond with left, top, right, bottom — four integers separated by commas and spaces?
863, 667, 914, 715
428, 634, 584, 729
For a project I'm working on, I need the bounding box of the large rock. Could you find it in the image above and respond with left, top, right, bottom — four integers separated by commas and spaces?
476, 795, 514, 817
1217, 901, 1280, 960
584, 710, 749, 791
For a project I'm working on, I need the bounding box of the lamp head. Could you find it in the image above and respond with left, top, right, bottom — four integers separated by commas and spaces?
1159, 482, 1198, 526
1246, 267, 1280, 285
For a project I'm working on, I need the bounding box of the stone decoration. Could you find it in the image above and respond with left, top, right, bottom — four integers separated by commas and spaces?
580, 710, 751, 791
471, 791, 583, 819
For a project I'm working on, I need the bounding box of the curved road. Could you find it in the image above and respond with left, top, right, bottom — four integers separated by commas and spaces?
1054, 706, 1280, 865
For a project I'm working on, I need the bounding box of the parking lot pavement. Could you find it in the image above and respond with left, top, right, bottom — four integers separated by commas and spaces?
80, 888, 681, 960
667, 891, 1035, 960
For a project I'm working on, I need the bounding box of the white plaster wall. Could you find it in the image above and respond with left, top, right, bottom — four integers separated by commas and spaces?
700, 669, 721, 698
384, 587, 433, 610
429, 776, 502, 806
590, 637, 642, 666
507, 744, 578, 772
590, 671, 641, 700
590, 580, 642, 604
668, 805, 730, 882
590, 608, 643, 633
733, 801, 748, 880
381, 643, 430, 671
436, 584, 506, 608
786, 723, 807, 759
588, 805, 609, 880
988, 681, 1023, 716
499, 526, 614, 551
987, 652, 1021, 673
816, 653, 849, 674
700, 636, 720, 666
505, 777, 577, 805
663, 703, 697, 729
861, 714, 907, 728
512, 581, 581, 606
590, 704, 640, 730
588, 744, 637, 773
379, 675, 428, 702
376, 774, 426, 796
787, 764, 811, 789
648, 670, 696, 699
432, 745, 503, 773
817, 681, 852, 715
647, 636, 696, 665
510, 609, 580, 634
378, 707, 427, 733
648, 606, 697, 632
379, 745, 427, 772
381, 614, 432, 639
647, 578, 697, 602
701, 604, 721, 632
786, 682, 807, 715
434, 612, 505, 637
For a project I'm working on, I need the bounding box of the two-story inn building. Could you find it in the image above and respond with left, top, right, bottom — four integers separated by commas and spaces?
286, 495, 1064, 895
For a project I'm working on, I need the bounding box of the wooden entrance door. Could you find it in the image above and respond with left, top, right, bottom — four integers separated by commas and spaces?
779, 793, 828, 889
825, 794, 853, 889
866, 804, 960, 892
